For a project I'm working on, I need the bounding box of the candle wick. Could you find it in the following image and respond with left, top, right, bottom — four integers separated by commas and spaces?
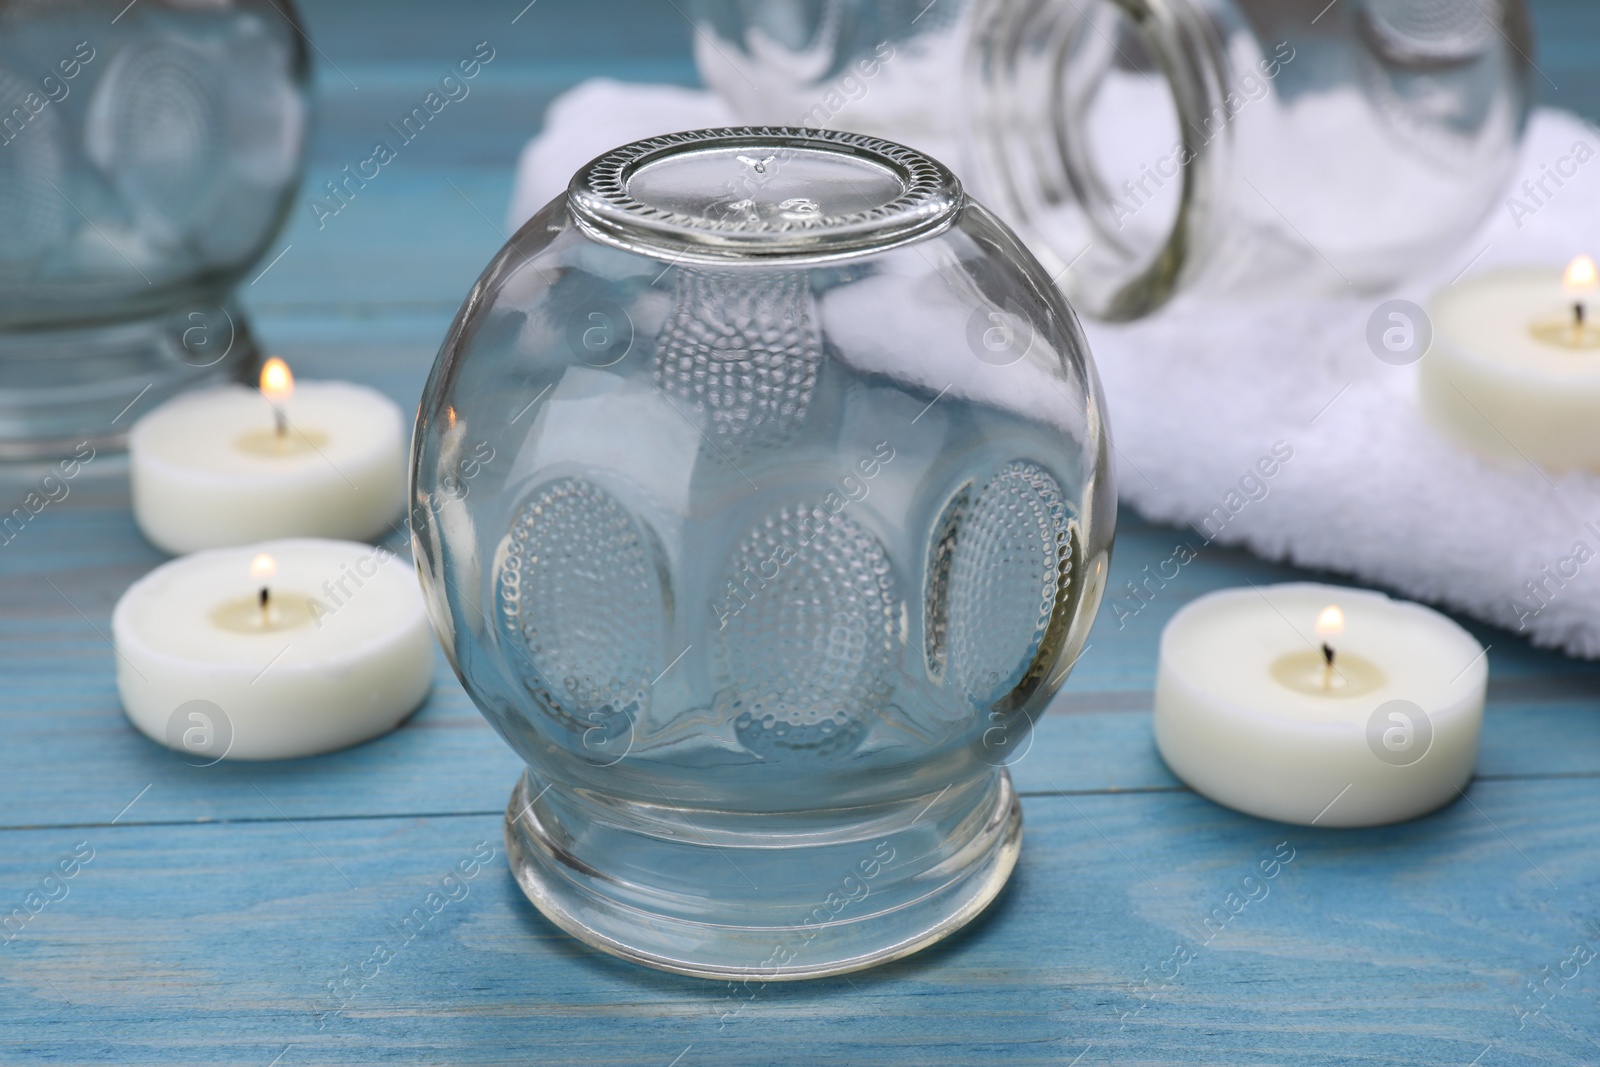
1320, 642, 1336, 691
259, 586, 270, 612
272, 406, 288, 438
1321, 642, 1335, 666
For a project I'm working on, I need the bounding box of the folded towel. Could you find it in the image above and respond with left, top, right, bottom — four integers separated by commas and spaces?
507, 78, 1600, 658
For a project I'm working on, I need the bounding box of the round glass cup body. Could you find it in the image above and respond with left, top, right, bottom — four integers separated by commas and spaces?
691, 0, 1533, 320
0, 0, 309, 457
412, 127, 1114, 979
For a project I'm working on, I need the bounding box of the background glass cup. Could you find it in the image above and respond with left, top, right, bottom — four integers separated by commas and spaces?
0, 0, 309, 459
691, 0, 1534, 320
412, 127, 1114, 979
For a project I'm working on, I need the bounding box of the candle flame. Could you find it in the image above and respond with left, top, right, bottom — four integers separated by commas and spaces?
260, 357, 294, 402
1564, 255, 1598, 295
249, 553, 277, 583
1314, 604, 1345, 639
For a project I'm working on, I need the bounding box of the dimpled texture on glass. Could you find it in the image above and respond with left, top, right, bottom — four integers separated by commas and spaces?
945, 461, 1071, 709
0, 64, 67, 266
497, 477, 665, 739
94, 41, 225, 236
654, 270, 822, 452
717, 502, 896, 760
1362, 0, 1501, 61
413, 127, 1114, 979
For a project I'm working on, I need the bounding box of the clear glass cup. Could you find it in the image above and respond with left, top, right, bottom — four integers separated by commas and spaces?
0, 0, 309, 458
412, 127, 1114, 979
692, 0, 1533, 319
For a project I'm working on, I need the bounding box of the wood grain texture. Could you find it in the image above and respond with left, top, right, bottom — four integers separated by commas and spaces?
4, 784, 1599, 1066
1, 1, 1597, 1063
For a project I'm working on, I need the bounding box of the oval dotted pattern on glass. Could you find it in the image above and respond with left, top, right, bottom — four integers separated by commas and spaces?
716, 502, 897, 760
653, 269, 822, 454
497, 477, 667, 743
1361, 0, 1500, 64
0, 65, 67, 270
91, 41, 225, 237
943, 461, 1072, 709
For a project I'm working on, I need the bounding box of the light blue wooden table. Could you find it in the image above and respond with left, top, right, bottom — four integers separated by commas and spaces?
3, 2, 1599, 1063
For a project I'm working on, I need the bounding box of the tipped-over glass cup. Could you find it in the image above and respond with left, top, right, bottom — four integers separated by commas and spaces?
691, 0, 1533, 320
411, 127, 1114, 979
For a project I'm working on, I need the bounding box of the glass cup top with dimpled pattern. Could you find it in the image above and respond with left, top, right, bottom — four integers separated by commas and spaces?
411, 127, 1114, 980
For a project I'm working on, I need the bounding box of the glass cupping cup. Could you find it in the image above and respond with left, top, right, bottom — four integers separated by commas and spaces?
412, 127, 1113, 979
0, 0, 309, 457
691, 0, 1533, 320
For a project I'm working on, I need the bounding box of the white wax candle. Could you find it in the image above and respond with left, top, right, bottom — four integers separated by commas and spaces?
1154, 583, 1488, 827
129, 365, 406, 554
112, 539, 433, 761
1422, 260, 1600, 471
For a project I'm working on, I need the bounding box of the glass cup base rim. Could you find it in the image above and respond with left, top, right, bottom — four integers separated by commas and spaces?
500, 769, 1023, 981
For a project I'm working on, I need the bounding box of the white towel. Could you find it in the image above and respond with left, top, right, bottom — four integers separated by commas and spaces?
507, 78, 1600, 658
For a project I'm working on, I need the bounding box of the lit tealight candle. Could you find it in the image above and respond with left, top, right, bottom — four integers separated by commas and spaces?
112, 539, 433, 761
129, 359, 407, 554
1154, 583, 1488, 827
1422, 256, 1600, 470
1560, 253, 1597, 329
261, 356, 293, 438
